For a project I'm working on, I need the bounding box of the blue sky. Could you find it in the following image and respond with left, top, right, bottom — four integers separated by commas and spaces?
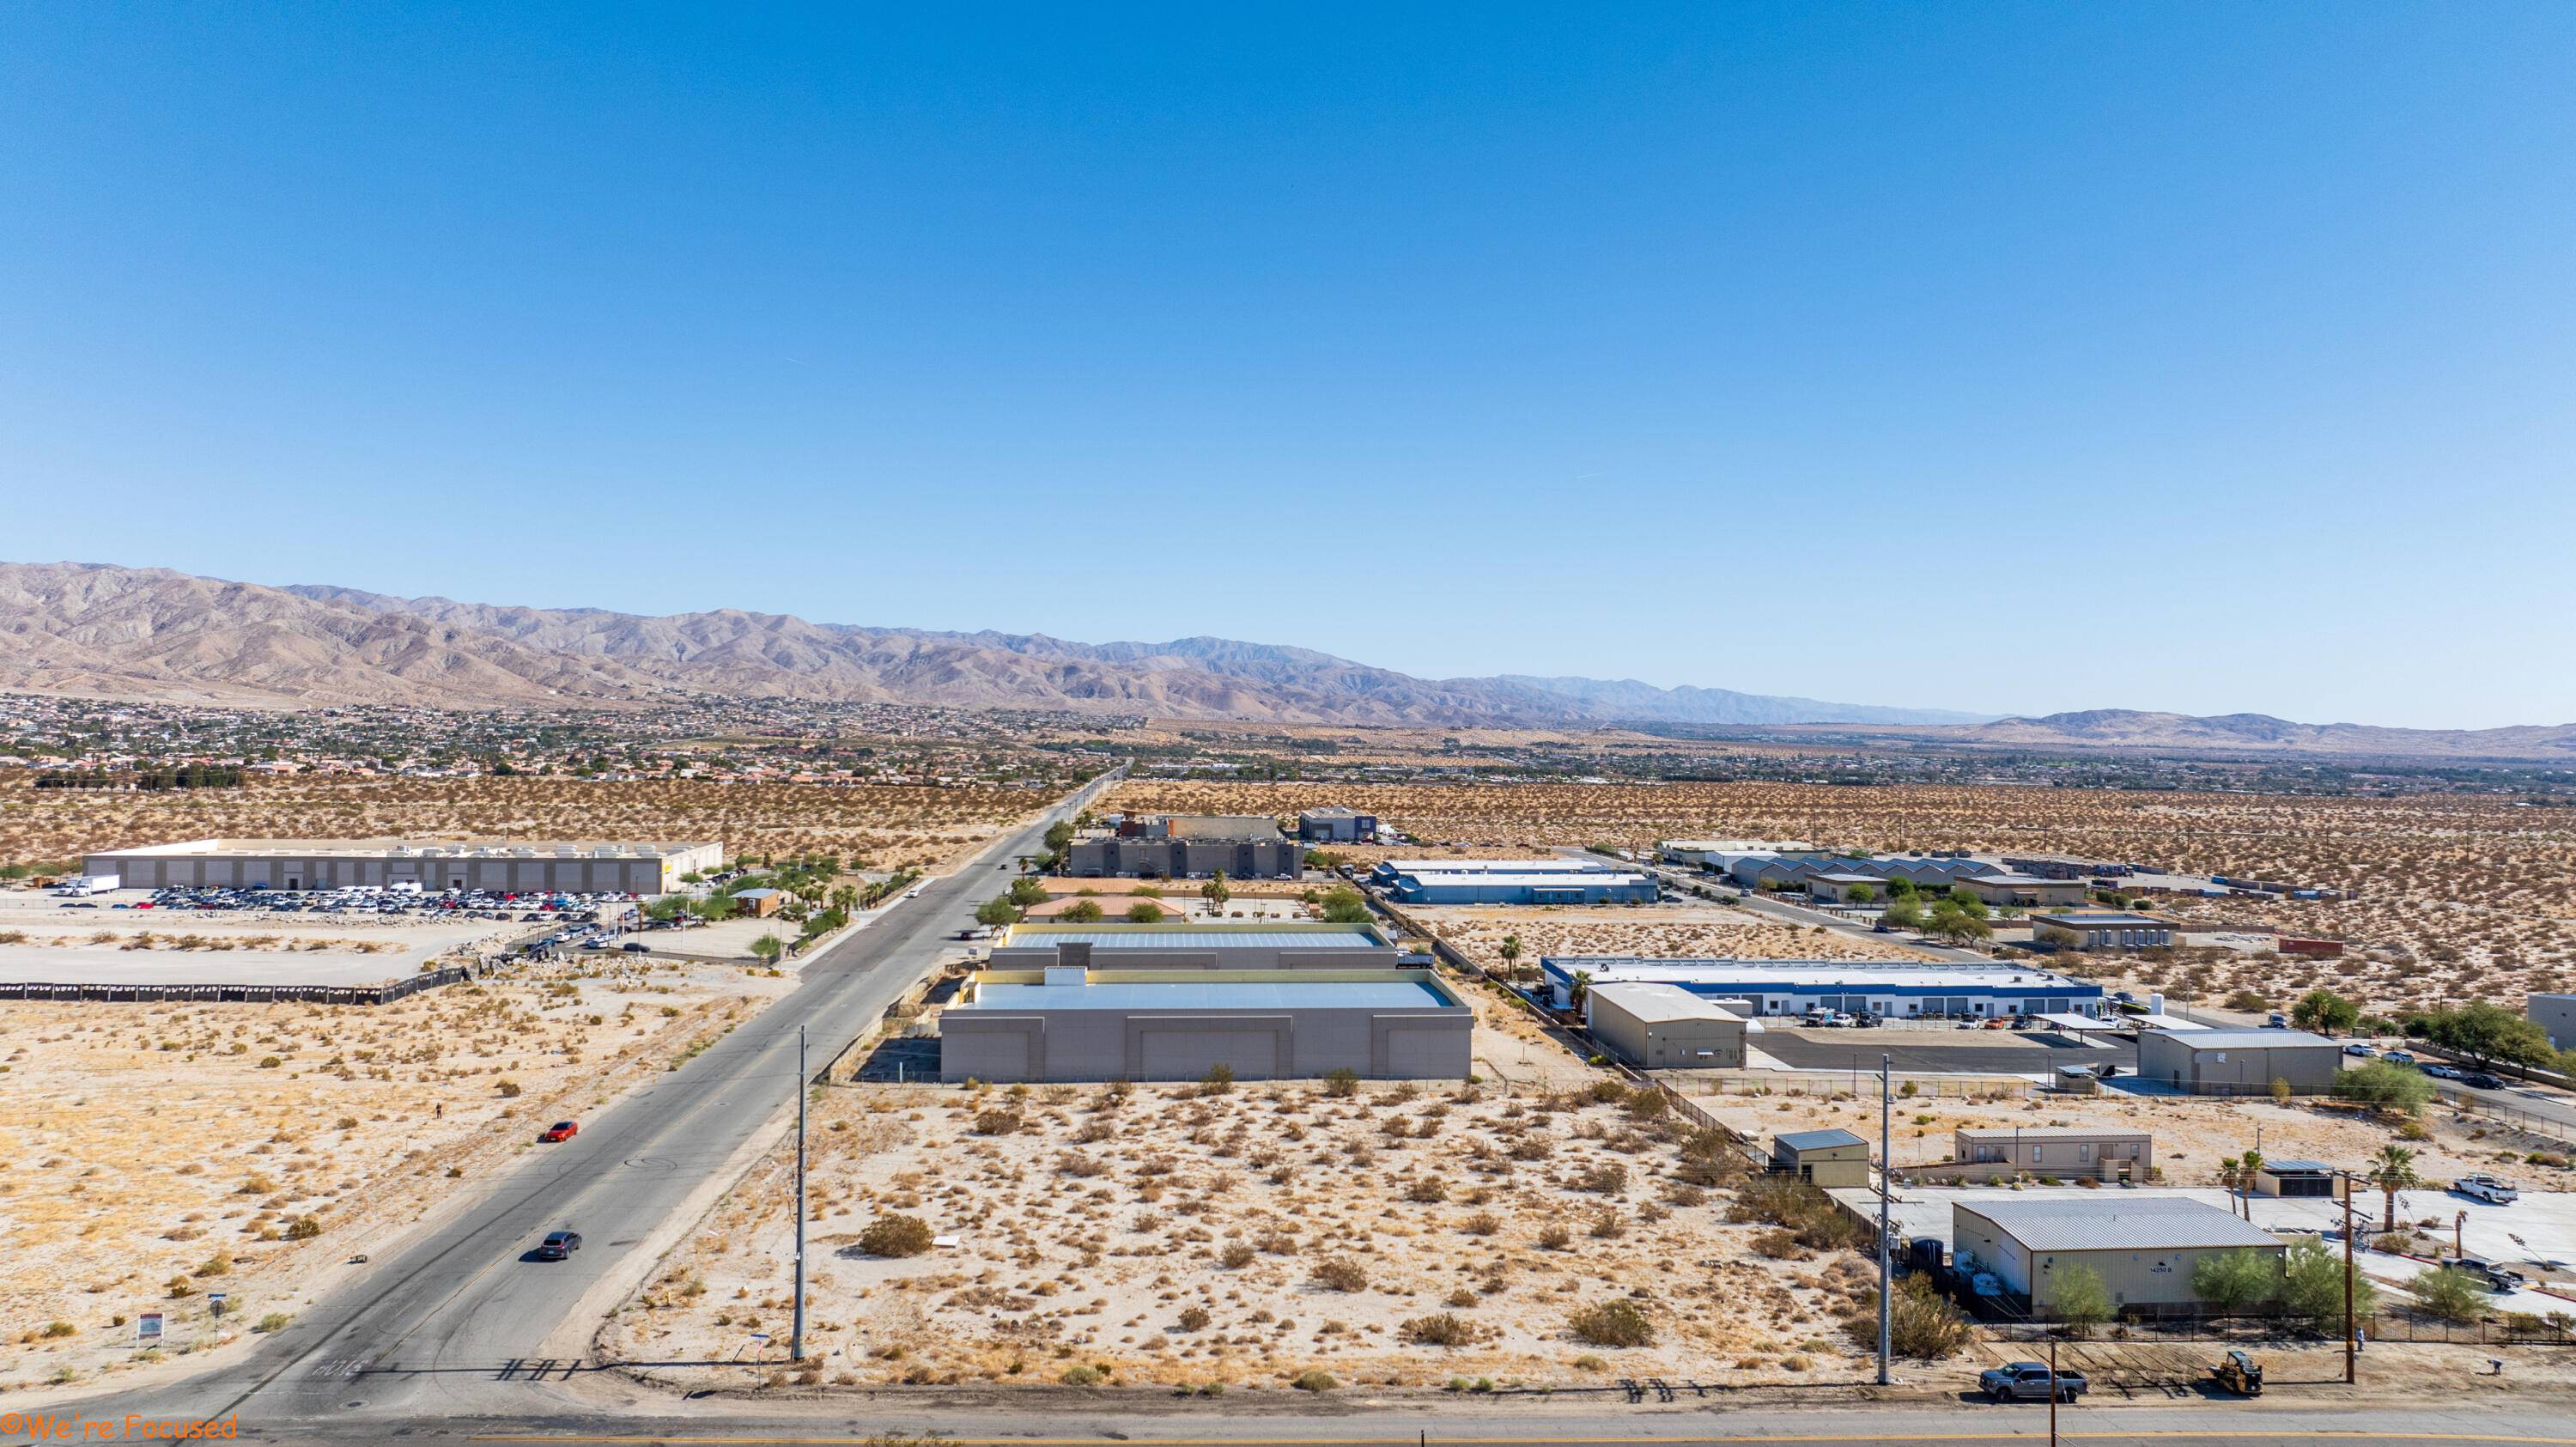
5, 4, 2573, 728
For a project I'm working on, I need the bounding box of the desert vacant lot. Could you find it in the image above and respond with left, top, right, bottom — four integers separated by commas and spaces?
604, 1075, 1874, 1393
1409, 903, 1933, 976
1111, 781, 2576, 1018
0, 956, 787, 1391
0, 775, 1045, 875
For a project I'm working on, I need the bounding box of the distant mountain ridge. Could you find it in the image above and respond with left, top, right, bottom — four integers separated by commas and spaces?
3, 562, 2569, 757
0, 561, 1978, 726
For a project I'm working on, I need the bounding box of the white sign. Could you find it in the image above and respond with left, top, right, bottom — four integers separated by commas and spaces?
138, 1312, 163, 1342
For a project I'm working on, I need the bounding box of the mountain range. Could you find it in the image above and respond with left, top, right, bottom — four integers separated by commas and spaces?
3, 561, 2571, 758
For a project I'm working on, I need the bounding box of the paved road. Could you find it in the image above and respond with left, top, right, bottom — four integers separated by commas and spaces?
58, 772, 1117, 1434
30, 1396, 2576, 1447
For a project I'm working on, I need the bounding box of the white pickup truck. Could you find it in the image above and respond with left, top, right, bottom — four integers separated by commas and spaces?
2454, 1175, 2520, 1204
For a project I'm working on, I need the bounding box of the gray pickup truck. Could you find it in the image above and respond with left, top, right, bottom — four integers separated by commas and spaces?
1979, 1361, 2087, 1402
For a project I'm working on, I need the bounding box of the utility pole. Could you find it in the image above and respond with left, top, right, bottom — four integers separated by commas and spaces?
792, 1024, 808, 1362
2047, 1335, 2059, 1447
2342, 1176, 2357, 1385
1877, 1051, 1893, 1385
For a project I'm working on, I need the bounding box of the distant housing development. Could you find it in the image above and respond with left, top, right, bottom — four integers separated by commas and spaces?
1063, 813, 1299, 879
1542, 957, 2105, 1020
1370, 857, 1657, 905
82, 836, 721, 894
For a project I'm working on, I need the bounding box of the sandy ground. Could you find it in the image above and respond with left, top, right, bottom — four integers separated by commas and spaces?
1406, 903, 1935, 976
1106, 781, 2576, 1018
0, 954, 793, 1393
601, 1073, 1870, 1393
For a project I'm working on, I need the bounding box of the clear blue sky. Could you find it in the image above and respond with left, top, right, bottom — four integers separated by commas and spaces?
5, 4, 2572, 728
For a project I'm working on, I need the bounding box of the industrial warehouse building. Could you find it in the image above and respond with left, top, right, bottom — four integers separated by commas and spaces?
987, 921, 1400, 971
1952, 873, 2091, 909
1951, 1197, 2285, 1318
1063, 814, 1299, 879
2530, 994, 2576, 1052
1542, 958, 2105, 1019
938, 967, 1472, 1083
1297, 806, 1378, 842
2136, 1028, 2343, 1095
82, 837, 721, 895
1583, 982, 1747, 1068
2033, 911, 2176, 951
1371, 857, 1657, 905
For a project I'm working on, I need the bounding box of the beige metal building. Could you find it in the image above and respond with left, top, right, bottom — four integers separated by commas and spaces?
1953, 1126, 2150, 1182
2252, 1160, 2346, 1198
1951, 1196, 2285, 1318
84, 837, 721, 895
1584, 982, 1747, 1068
1771, 1128, 1871, 1188
2136, 1028, 2342, 1095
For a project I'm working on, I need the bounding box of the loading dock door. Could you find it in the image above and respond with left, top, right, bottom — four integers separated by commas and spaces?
1137, 1027, 1283, 1081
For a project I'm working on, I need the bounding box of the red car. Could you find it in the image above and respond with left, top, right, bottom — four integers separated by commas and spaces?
540, 1120, 579, 1142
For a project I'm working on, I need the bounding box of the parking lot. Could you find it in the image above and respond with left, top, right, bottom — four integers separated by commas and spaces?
1753, 1024, 2138, 1075
0, 882, 636, 986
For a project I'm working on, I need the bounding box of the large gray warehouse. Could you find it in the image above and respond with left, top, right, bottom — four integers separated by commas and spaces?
83, 837, 722, 895
939, 967, 1471, 1083
1953, 1196, 2285, 1318
2136, 1028, 2342, 1095
990, 921, 1400, 971
1064, 815, 1300, 879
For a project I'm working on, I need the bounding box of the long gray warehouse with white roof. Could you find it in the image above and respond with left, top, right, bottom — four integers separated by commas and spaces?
1542, 957, 2105, 1020
83, 837, 720, 895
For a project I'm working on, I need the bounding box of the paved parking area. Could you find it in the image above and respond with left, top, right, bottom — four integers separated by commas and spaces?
1755, 1025, 2136, 1074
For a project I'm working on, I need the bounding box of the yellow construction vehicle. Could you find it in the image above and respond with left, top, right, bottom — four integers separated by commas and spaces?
2212, 1349, 2263, 1396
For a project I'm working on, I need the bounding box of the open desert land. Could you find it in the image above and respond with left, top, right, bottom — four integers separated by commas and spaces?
0, 954, 791, 1391
0, 774, 1048, 874
602, 1072, 1877, 1394
1109, 781, 2576, 1018
1406, 903, 1935, 977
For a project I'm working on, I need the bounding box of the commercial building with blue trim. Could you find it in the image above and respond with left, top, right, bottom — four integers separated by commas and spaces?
1540, 957, 2105, 1020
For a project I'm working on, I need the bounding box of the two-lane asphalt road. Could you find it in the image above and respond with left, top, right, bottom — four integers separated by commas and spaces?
80, 771, 1116, 1430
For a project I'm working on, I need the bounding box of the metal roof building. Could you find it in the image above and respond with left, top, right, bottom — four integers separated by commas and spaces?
941, 967, 1471, 1083
1953, 1195, 2286, 1318
990, 921, 1400, 972
1542, 957, 2104, 1019
2136, 1028, 2342, 1095
1373, 857, 1656, 905
82, 836, 720, 895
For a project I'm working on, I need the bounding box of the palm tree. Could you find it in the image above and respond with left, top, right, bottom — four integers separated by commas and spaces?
2215, 1155, 2245, 1216
2369, 1145, 2421, 1236
2237, 1150, 2263, 1219
1499, 934, 1523, 974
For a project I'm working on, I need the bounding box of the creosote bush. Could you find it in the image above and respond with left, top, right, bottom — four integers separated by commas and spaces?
1567, 1299, 1655, 1348
857, 1214, 935, 1258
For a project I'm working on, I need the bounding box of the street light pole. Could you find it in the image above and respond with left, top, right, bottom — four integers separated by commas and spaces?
792, 1024, 808, 1362
1877, 1051, 1893, 1385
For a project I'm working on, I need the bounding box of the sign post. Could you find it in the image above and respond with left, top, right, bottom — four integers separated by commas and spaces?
138, 1312, 163, 1346
207, 1292, 228, 1318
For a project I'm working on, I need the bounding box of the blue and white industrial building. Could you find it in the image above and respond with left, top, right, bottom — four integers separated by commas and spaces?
1540, 957, 2106, 1020
1371, 857, 1658, 905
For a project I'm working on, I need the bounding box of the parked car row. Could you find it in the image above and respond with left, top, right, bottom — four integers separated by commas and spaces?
103, 884, 639, 923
